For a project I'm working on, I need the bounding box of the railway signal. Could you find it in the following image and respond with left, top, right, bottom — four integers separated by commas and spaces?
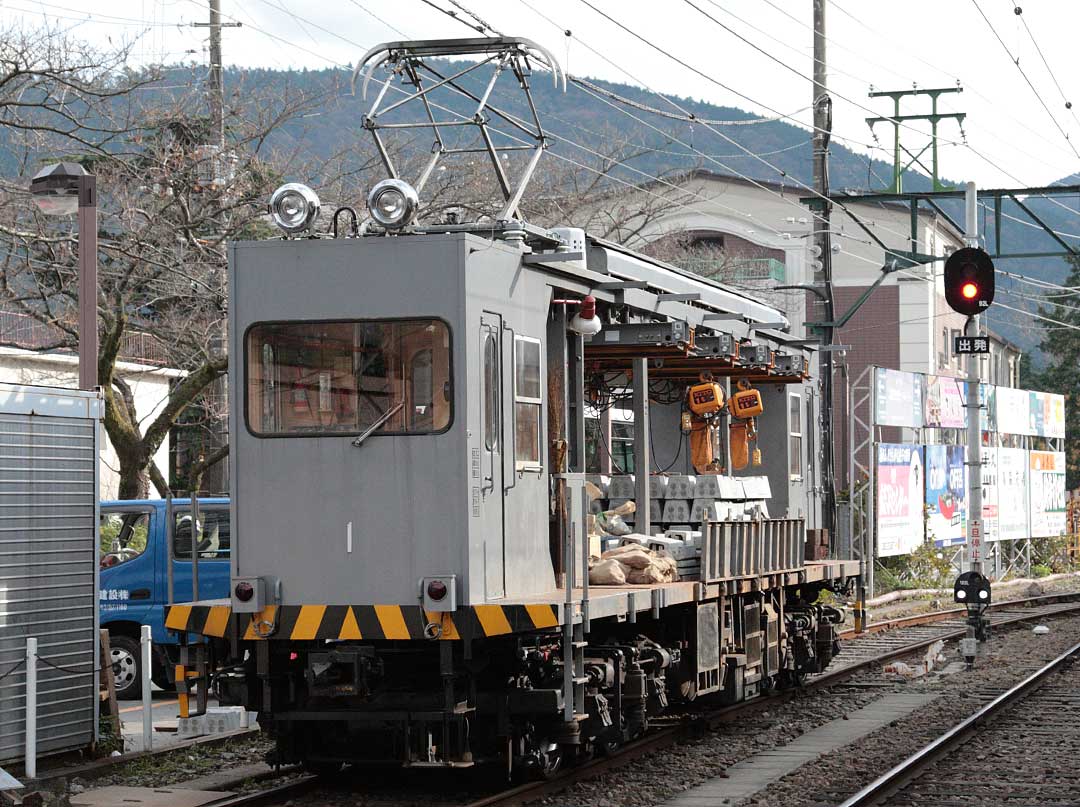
943, 246, 995, 316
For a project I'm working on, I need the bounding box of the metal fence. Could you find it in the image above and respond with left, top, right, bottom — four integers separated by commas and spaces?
0, 310, 167, 366
700, 518, 805, 583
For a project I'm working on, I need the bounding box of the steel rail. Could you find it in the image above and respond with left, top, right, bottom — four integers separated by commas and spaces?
836, 637, 1080, 807
206, 774, 319, 806
838, 589, 1080, 640
463, 593, 1080, 807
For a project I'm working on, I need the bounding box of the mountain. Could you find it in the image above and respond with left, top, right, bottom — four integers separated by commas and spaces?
9, 60, 1077, 358
223, 63, 1075, 357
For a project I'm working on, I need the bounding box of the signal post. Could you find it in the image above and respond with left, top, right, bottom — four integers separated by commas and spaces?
948, 183, 995, 666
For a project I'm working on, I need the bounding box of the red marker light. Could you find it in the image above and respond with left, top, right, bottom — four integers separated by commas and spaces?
961, 282, 978, 299
426, 580, 448, 601
234, 581, 254, 602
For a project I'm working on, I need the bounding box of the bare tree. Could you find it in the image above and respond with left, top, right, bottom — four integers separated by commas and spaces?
0, 31, 339, 497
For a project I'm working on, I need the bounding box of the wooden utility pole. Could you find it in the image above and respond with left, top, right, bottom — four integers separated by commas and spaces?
812, 0, 836, 543
191, 0, 240, 148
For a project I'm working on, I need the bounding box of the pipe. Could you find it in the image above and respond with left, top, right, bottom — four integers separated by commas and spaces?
25, 637, 36, 780
141, 625, 153, 751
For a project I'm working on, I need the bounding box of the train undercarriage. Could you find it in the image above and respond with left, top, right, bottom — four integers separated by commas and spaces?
220, 587, 845, 777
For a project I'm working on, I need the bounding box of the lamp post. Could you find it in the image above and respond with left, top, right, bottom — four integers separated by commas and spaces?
29, 162, 98, 390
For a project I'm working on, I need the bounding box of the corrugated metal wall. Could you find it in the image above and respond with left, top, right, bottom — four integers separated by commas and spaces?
0, 407, 98, 763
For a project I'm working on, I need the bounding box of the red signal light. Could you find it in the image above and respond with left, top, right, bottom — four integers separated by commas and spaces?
961, 282, 978, 299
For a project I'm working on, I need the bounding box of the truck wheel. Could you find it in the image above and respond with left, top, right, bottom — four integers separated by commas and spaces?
110, 635, 142, 700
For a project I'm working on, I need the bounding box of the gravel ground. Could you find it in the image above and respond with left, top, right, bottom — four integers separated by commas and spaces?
530, 612, 1080, 807
880, 650, 1080, 807
752, 612, 1080, 807
84, 733, 274, 790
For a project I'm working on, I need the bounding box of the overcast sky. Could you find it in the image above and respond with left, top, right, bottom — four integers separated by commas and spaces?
6, 0, 1080, 189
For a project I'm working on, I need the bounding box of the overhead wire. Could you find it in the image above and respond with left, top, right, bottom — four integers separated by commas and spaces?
182, 0, 1074, 318
825, 0, 1080, 226
1008, 2, 1080, 132
969, 0, 1080, 161
511, 0, 952, 263
826, 0, 1078, 165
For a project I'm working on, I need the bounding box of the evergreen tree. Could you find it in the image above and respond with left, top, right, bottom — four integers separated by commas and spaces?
1036, 255, 1080, 487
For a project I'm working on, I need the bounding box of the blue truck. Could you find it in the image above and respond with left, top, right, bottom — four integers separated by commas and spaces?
99, 498, 230, 699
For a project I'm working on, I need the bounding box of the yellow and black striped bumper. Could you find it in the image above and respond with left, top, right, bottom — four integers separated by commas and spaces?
164, 602, 561, 642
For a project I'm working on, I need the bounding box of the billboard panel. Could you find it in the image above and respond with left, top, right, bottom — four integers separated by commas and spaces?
996, 386, 1030, 435
874, 368, 923, 428
995, 447, 1029, 541
1047, 393, 1066, 438
926, 444, 966, 546
979, 384, 996, 432
925, 375, 965, 429
980, 446, 998, 543
1028, 391, 1046, 436
876, 444, 925, 557
1029, 451, 1067, 537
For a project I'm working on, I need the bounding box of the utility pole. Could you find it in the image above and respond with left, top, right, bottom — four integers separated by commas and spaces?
811, 1, 837, 553
866, 86, 965, 192
191, 0, 240, 148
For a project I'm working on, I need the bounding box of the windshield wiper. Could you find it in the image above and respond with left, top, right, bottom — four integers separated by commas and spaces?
351, 401, 405, 447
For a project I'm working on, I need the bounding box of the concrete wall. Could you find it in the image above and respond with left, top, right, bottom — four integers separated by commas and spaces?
0, 347, 179, 499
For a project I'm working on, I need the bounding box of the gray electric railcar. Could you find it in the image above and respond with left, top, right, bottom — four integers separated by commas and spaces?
166, 37, 858, 775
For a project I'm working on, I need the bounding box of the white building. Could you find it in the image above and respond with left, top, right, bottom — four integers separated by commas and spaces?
0, 347, 181, 499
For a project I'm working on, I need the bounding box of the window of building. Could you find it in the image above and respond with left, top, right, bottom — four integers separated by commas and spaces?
513, 335, 543, 468
100, 511, 151, 568
789, 393, 803, 480
174, 508, 230, 560
246, 319, 451, 437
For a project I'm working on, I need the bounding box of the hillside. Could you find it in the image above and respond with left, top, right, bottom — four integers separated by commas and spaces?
10, 59, 1078, 357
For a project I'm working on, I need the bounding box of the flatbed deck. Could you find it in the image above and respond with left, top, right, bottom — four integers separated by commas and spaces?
166, 560, 859, 641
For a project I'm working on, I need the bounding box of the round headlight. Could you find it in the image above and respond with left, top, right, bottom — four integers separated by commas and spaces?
367, 178, 418, 229
269, 183, 320, 233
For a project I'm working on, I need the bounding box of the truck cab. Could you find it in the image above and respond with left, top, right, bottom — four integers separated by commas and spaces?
99, 498, 230, 698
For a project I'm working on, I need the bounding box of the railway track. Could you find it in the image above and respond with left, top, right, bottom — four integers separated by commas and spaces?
218, 592, 1080, 807
837, 636, 1080, 806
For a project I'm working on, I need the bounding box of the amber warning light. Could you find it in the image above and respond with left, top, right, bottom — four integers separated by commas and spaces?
961, 282, 978, 299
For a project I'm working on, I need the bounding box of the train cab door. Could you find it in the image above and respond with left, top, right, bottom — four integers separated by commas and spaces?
480, 313, 506, 599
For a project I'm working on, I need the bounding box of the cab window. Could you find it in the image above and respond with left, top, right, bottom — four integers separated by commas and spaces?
100, 511, 151, 569
246, 319, 452, 436
174, 509, 231, 560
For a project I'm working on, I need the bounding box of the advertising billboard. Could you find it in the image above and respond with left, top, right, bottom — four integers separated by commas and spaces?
1028, 392, 1066, 438
925, 444, 966, 546
874, 368, 923, 428
925, 375, 965, 429
996, 447, 1029, 541
996, 386, 1030, 435
1029, 451, 1067, 537
980, 446, 998, 543
876, 444, 925, 557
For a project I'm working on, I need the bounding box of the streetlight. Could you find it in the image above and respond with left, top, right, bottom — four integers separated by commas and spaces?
29, 162, 98, 390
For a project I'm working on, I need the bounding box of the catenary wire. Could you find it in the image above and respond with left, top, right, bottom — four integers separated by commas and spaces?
969, 0, 1080, 160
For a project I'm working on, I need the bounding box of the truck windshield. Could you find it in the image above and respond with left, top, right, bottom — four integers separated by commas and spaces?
246, 318, 451, 436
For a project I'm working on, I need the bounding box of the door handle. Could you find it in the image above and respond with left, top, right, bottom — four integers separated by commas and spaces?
130, 588, 151, 601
